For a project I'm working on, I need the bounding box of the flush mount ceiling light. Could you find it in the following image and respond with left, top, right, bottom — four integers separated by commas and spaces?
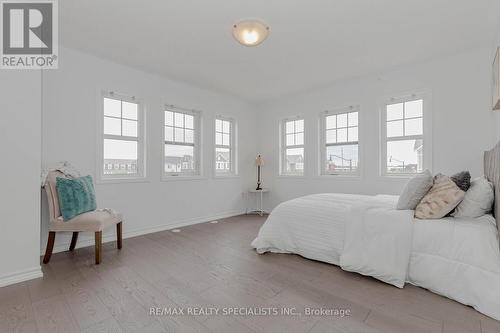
232, 19, 270, 46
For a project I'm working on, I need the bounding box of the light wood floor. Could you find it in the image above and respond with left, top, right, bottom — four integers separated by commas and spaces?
1, 215, 499, 333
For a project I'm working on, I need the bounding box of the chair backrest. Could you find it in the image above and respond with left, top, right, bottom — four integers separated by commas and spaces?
45, 170, 67, 222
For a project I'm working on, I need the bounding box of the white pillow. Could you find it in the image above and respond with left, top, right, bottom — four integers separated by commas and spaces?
452, 176, 494, 218
397, 170, 433, 210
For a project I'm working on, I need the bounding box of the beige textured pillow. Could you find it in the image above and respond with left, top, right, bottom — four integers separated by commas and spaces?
415, 174, 465, 219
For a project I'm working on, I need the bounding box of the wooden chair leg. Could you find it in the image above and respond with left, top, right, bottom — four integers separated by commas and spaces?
69, 232, 79, 251
43, 232, 56, 264
95, 231, 102, 265
116, 222, 122, 250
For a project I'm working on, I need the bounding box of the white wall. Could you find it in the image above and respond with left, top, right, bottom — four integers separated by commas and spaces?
0, 71, 42, 286
256, 48, 496, 209
41, 47, 257, 253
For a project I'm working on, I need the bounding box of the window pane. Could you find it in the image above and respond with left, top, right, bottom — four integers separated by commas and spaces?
122, 120, 137, 137
164, 144, 195, 173
326, 129, 336, 144
185, 129, 194, 143
174, 128, 184, 142
326, 115, 336, 129
405, 99, 423, 118
387, 139, 423, 173
174, 112, 184, 127
222, 133, 230, 146
215, 147, 231, 172
165, 111, 174, 126
295, 132, 304, 145
337, 113, 348, 128
104, 116, 121, 135
348, 127, 358, 142
286, 134, 294, 146
286, 121, 294, 134
387, 103, 403, 121
285, 148, 304, 174
185, 114, 194, 129
337, 128, 347, 143
215, 132, 223, 145
216, 119, 223, 132
165, 126, 174, 141
387, 120, 403, 137
104, 98, 121, 117
104, 139, 137, 160
122, 102, 138, 120
348, 112, 358, 126
405, 118, 423, 136
295, 119, 304, 132
222, 120, 230, 133
326, 144, 358, 173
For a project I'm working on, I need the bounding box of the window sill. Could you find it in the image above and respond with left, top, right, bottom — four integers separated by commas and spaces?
276, 174, 306, 179
161, 175, 207, 182
96, 177, 150, 185
214, 174, 240, 179
315, 174, 361, 180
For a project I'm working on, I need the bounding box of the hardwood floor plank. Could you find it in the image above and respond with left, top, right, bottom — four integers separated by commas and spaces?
32, 295, 80, 333
1, 214, 498, 333
0, 283, 38, 333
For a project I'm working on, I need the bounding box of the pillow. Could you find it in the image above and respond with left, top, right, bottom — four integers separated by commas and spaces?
450, 171, 471, 192
452, 176, 494, 218
56, 175, 97, 221
396, 170, 433, 210
415, 174, 465, 219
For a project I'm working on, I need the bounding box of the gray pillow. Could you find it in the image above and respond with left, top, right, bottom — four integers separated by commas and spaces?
397, 169, 433, 210
450, 171, 471, 192
452, 176, 494, 218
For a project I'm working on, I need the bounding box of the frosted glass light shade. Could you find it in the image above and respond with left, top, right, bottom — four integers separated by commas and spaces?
232, 20, 270, 46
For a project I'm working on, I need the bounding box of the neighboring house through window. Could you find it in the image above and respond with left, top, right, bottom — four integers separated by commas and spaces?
100, 91, 145, 180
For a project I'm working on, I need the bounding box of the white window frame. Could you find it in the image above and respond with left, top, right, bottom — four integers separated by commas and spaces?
380, 91, 432, 177
319, 105, 360, 176
162, 105, 202, 179
97, 91, 146, 182
214, 116, 238, 177
280, 116, 305, 176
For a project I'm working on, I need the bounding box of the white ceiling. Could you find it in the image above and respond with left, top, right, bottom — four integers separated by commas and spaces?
60, 0, 500, 102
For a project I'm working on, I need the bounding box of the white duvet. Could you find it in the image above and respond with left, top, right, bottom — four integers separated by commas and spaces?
251, 193, 500, 320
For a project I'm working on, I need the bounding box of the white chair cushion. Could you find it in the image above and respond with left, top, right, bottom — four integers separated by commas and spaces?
49, 210, 122, 232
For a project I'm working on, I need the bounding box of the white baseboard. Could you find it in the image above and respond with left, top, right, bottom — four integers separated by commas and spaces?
0, 266, 43, 287
41, 209, 246, 255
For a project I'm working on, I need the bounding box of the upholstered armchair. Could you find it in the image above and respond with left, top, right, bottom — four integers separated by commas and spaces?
43, 171, 123, 264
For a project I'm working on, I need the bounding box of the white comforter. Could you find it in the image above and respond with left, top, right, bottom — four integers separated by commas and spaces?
251, 193, 500, 320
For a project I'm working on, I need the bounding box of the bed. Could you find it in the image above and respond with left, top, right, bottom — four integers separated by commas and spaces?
251, 142, 500, 320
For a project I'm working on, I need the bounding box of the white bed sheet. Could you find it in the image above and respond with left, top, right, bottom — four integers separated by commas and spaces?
251, 193, 500, 320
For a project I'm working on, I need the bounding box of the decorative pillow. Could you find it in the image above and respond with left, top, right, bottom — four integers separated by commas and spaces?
56, 175, 97, 221
396, 170, 433, 210
450, 171, 471, 192
415, 174, 465, 219
452, 176, 494, 218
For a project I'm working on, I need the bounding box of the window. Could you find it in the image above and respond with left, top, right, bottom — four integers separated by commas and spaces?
215, 117, 236, 175
382, 95, 427, 175
164, 107, 201, 177
281, 118, 305, 175
320, 107, 359, 175
100, 92, 144, 179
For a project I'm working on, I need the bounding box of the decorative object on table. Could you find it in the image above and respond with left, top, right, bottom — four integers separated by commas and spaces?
43, 170, 123, 265
493, 46, 500, 110
256, 154, 264, 190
